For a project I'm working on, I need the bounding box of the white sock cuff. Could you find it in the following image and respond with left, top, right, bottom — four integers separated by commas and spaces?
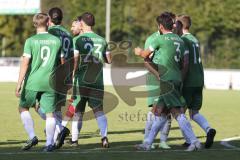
46, 117, 55, 121
20, 110, 31, 118
176, 114, 187, 121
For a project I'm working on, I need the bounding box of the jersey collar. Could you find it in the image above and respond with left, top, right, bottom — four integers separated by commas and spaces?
183, 32, 191, 35
37, 32, 48, 34
164, 32, 173, 34
83, 31, 94, 34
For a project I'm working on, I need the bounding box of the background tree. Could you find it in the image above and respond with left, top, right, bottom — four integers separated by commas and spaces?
1, 0, 240, 68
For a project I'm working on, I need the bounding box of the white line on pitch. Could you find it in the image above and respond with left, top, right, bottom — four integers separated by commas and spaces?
220, 136, 240, 149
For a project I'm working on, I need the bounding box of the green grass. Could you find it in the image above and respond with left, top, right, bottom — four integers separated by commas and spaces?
0, 83, 239, 160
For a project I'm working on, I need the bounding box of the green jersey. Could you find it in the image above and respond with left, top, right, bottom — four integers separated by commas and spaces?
181, 33, 204, 87
23, 32, 62, 92
74, 32, 108, 87
48, 25, 73, 60
149, 32, 185, 82
144, 31, 161, 60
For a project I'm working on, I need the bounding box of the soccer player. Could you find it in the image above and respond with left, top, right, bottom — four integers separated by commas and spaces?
73, 12, 112, 148
36, 7, 73, 148
70, 18, 82, 37
143, 12, 183, 150
135, 12, 201, 151
61, 18, 82, 125
178, 15, 216, 148
16, 13, 62, 152
143, 32, 171, 149
61, 17, 83, 146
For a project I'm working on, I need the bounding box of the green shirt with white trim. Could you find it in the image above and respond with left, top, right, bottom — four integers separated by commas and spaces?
23, 32, 62, 92
148, 32, 185, 82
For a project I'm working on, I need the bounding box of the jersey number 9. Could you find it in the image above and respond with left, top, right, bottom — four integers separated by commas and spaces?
40, 46, 50, 67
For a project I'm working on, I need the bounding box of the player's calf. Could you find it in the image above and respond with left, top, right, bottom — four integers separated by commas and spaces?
190, 110, 216, 149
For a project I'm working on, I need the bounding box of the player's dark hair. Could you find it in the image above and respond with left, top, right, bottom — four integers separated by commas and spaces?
77, 16, 82, 21
156, 13, 174, 30
48, 7, 63, 25
173, 20, 183, 35
163, 11, 176, 23
33, 13, 49, 28
178, 15, 191, 29
81, 12, 95, 27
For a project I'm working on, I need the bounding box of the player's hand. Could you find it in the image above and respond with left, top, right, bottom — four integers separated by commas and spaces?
15, 85, 21, 97
134, 47, 142, 56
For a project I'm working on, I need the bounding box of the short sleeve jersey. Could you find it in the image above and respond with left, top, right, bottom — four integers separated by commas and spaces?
144, 31, 161, 60
48, 25, 73, 60
23, 32, 61, 92
148, 32, 185, 82
181, 33, 204, 87
74, 32, 107, 87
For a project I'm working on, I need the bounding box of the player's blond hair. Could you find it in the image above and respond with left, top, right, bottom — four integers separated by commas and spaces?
33, 13, 49, 28
177, 15, 191, 30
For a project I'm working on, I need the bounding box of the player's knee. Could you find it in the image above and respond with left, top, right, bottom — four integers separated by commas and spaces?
18, 107, 28, 113
180, 107, 187, 114
46, 112, 54, 118
151, 106, 157, 113
189, 109, 199, 118
153, 106, 164, 116
94, 110, 105, 118
92, 106, 103, 114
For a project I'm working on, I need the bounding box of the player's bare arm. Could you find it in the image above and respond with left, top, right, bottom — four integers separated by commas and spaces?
73, 51, 80, 78
15, 56, 30, 97
104, 51, 112, 64
61, 57, 65, 65
134, 47, 152, 58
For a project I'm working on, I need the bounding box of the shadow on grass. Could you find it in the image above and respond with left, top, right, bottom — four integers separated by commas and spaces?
0, 140, 239, 160
0, 139, 239, 152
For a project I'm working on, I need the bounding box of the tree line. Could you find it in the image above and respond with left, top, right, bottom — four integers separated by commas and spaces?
0, 0, 240, 68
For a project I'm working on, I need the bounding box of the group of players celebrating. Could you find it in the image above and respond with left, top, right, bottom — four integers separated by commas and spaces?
15, 7, 216, 152
16, 7, 111, 152
134, 12, 216, 151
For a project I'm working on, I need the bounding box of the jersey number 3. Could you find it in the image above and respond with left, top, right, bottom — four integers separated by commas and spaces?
174, 42, 181, 62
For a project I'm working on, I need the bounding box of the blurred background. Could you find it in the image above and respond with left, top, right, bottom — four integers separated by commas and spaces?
0, 0, 240, 89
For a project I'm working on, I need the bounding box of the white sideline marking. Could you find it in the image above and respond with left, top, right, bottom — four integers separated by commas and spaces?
220, 136, 240, 149
0, 148, 239, 155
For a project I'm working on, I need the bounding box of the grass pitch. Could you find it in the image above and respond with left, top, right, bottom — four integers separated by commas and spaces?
0, 83, 239, 160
